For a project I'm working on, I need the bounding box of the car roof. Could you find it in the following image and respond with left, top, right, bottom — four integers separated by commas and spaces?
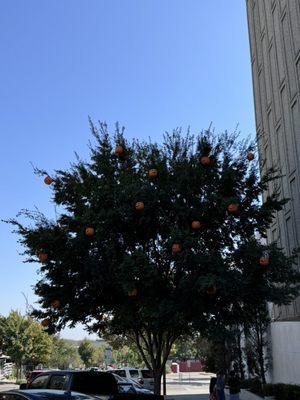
3, 389, 97, 400
114, 367, 139, 371
32, 370, 108, 375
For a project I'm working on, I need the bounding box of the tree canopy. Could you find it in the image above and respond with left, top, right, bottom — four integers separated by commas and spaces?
78, 339, 95, 368
9, 123, 300, 393
0, 311, 52, 379
49, 336, 82, 369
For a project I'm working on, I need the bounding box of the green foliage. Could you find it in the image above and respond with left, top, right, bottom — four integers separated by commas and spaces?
240, 378, 263, 396
265, 383, 300, 400
170, 335, 210, 361
0, 311, 52, 378
8, 124, 300, 393
78, 338, 96, 368
243, 381, 300, 400
111, 345, 144, 367
49, 336, 82, 369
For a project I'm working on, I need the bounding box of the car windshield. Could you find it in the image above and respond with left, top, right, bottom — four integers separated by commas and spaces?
71, 372, 116, 395
141, 370, 153, 379
117, 384, 135, 394
129, 370, 139, 378
113, 370, 126, 378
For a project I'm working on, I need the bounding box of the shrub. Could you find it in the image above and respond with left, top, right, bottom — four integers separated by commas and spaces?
263, 383, 300, 400
240, 378, 263, 396
263, 383, 274, 397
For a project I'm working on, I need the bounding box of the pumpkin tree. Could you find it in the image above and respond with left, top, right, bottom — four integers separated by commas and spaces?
8, 122, 300, 394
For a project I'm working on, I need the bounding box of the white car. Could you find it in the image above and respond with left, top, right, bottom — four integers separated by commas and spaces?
138, 369, 154, 391
112, 368, 154, 391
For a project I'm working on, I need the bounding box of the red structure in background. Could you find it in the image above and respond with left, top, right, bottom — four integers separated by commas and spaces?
171, 360, 203, 373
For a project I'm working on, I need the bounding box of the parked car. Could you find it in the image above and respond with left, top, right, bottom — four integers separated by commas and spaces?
0, 389, 97, 400
20, 370, 161, 400
138, 370, 154, 391
111, 368, 154, 391
109, 374, 153, 395
112, 368, 140, 382
124, 378, 153, 395
26, 370, 53, 384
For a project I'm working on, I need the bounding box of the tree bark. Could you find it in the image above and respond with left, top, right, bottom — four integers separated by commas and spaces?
153, 371, 162, 395
133, 329, 176, 395
237, 329, 245, 380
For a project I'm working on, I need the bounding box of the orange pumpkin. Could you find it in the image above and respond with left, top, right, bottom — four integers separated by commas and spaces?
148, 169, 158, 178
200, 156, 211, 166
227, 203, 239, 214
259, 256, 269, 266
172, 243, 182, 253
207, 286, 217, 296
85, 227, 95, 237
41, 318, 50, 328
44, 176, 54, 185
247, 152, 255, 161
38, 252, 48, 262
115, 145, 124, 155
51, 300, 61, 309
191, 220, 202, 229
135, 201, 145, 211
128, 288, 138, 297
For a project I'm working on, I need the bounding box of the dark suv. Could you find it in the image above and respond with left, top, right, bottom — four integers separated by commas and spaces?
21, 370, 162, 400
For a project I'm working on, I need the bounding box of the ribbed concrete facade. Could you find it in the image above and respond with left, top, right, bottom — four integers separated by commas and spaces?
246, 0, 300, 383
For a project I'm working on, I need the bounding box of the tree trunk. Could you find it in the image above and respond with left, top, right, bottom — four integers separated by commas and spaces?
257, 341, 266, 384
237, 330, 245, 380
153, 370, 162, 395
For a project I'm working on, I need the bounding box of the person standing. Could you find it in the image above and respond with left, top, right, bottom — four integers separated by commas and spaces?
209, 376, 217, 400
216, 371, 225, 400
227, 371, 240, 400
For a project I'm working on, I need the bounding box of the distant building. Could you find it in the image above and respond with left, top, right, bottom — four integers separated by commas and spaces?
0, 354, 13, 379
246, 0, 300, 384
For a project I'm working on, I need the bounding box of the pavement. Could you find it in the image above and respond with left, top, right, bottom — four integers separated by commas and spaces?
165, 372, 211, 399
0, 382, 18, 392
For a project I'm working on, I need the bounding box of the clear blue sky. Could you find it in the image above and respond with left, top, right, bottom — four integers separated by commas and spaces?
0, 1, 255, 339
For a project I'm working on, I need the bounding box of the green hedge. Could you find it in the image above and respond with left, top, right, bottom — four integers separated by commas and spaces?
240, 378, 263, 396
264, 383, 300, 400
240, 379, 300, 399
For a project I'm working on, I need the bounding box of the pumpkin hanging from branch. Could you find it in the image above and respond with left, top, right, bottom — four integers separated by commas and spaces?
115, 145, 124, 155
191, 220, 202, 229
128, 288, 138, 297
200, 156, 211, 166
172, 243, 182, 254
148, 169, 158, 178
259, 256, 269, 266
38, 252, 48, 262
227, 203, 239, 214
41, 318, 50, 328
51, 300, 61, 309
247, 152, 255, 161
135, 202, 145, 211
85, 227, 95, 237
44, 176, 54, 185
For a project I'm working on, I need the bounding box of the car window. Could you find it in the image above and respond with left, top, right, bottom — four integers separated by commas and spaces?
129, 369, 139, 378
29, 372, 42, 381
29, 374, 49, 388
112, 374, 125, 383
118, 384, 136, 394
48, 374, 69, 390
113, 370, 126, 377
141, 369, 153, 378
72, 372, 117, 395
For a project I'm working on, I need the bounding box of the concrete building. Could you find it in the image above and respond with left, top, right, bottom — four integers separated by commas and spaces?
246, 0, 300, 384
